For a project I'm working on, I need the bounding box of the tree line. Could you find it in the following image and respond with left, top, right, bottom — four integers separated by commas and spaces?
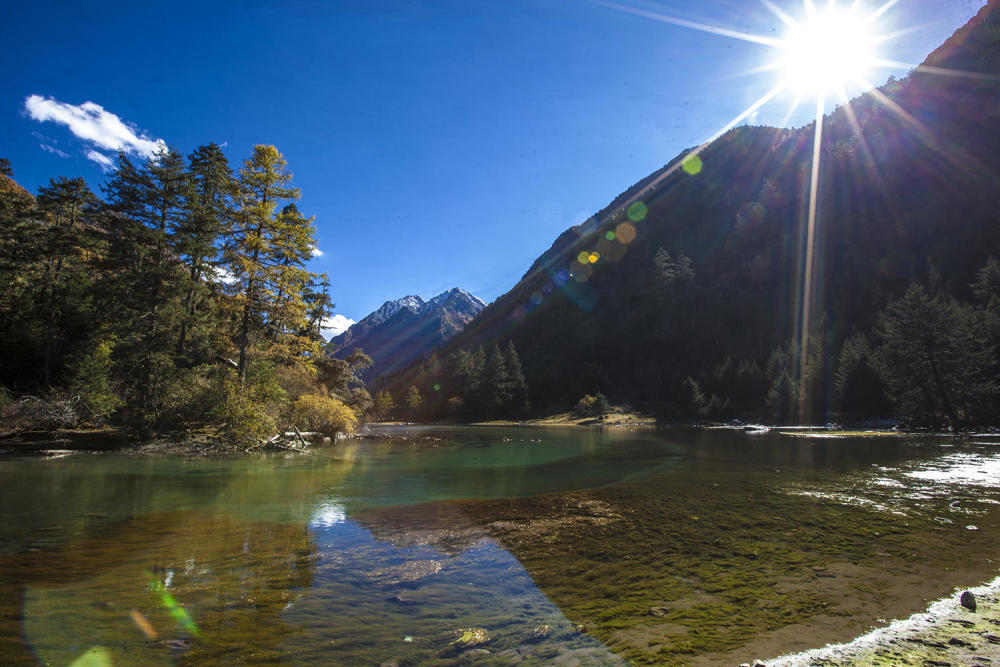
0, 148, 368, 446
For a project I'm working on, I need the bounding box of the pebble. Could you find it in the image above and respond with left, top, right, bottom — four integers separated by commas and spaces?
961, 591, 977, 612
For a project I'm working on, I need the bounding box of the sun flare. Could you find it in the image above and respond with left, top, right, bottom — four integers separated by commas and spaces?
780, 4, 878, 96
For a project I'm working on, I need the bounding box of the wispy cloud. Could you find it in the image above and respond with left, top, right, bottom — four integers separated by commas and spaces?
24, 95, 166, 167
86, 150, 115, 171
321, 314, 355, 340
40, 143, 70, 158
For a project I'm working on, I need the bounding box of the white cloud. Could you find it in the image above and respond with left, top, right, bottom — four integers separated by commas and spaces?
310, 245, 323, 257
212, 266, 239, 285
24, 94, 167, 161
86, 150, 114, 171
321, 314, 355, 340
40, 143, 69, 158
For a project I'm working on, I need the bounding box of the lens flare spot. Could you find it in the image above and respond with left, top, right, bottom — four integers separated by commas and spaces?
542, 282, 555, 295
530, 291, 544, 305
615, 222, 637, 244
129, 609, 158, 641
557, 269, 570, 282
433, 384, 440, 392
577, 251, 591, 265
627, 201, 648, 222
605, 230, 616, 241
682, 154, 703, 175
68, 647, 113, 667
513, 305, 527, 320
588, 252, 600, 263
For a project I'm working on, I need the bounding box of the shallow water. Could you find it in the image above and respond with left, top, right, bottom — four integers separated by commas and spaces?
1, 426, 999, 665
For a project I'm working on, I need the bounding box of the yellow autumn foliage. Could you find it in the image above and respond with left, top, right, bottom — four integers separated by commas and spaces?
290, 394, 357, 435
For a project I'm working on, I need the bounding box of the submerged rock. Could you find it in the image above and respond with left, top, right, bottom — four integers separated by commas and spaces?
961, 590, 977, 611
450, 627, 490, 648
525, 624, 552, 642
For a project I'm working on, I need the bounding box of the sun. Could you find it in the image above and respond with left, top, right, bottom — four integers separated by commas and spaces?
779, 3, 878, 97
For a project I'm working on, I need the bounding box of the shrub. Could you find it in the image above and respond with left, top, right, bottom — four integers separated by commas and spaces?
70, 338, 122, 425
214, 382, 278, 450
290, 394, 357, 436
574, 392, 610, 418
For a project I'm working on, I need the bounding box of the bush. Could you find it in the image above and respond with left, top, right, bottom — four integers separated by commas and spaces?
290, 394, 357, 435
70, 338, 122, 425
214, 382, 278, 450
573, 393, 610, 418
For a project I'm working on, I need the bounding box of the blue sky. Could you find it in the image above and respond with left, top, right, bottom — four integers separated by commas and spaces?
2, 0, 987, 332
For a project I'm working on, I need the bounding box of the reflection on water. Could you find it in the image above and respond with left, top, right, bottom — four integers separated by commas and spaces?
1, 427, 1000, 664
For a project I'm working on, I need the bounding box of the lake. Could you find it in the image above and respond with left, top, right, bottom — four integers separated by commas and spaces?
2, 426, 999, 665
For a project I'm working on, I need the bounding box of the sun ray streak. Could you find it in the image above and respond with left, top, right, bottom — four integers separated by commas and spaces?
608, 85, 787, 220
797, 93, 825, 422
872, 24, 934, 44
779, 91, 805, 128
868, 0, 900, 23
761, 0, 799, 29
873, 58, 1000, 81
587, 0, 784, 47
839, 94, 895, 211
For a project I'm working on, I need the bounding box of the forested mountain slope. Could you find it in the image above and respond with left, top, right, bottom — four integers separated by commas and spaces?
390, 1, 1000, 425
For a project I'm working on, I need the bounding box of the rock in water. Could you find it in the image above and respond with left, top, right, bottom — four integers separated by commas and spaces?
961, 590, 977, 611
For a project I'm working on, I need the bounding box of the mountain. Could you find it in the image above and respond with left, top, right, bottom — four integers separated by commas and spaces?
326, 288, 486, 382
389, 1, 1000, 423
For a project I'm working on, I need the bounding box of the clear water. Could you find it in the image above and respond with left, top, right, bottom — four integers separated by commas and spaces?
2, 426, 999, 665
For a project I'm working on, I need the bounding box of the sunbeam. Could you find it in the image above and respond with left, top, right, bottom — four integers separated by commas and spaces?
588, 0, 995, 420
796, 93, 825, 422
586, 0, 783, 47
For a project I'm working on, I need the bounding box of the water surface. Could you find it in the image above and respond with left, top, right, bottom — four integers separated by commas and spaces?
2, 426, 999, 665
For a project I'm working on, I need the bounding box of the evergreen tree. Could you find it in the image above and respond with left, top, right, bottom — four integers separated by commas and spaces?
34, 177, 99, 386
100, 149, 188, 433
225, 145, 318, 385
876, 283, 997, 426
504, 341, 529, 416
484, 345, 510, 415
373, 390, 395, 421
177, 143, 233, 357
404, 385, 422, 418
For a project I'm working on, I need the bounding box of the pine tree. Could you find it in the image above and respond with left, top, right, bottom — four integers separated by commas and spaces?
373, 390, 395, 421
34, 177, 99, 386
100, 149, 188, 432
177, 143, 233, 357
225, 145, 319, 385
876, 283, 997, 426
504, 341, 529, 416
484, 345, 510, 416
404, 385, 422, 418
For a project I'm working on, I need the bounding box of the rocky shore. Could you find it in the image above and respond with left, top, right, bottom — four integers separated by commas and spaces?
763, 577, 1000, 666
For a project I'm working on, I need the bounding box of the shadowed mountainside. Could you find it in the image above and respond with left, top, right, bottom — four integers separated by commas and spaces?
388, 1, 1000, 422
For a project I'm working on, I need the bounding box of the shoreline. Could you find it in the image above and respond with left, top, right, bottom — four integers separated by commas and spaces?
766, 575, 1000, 666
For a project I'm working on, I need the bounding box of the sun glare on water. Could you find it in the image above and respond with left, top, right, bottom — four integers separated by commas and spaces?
779, 4, 878, 96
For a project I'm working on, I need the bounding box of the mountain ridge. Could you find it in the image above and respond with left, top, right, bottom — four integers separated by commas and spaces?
386, 1, 1000, 422
326, 287, 486, 383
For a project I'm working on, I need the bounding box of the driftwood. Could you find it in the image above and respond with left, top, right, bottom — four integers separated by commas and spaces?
245, 429, 314, 453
